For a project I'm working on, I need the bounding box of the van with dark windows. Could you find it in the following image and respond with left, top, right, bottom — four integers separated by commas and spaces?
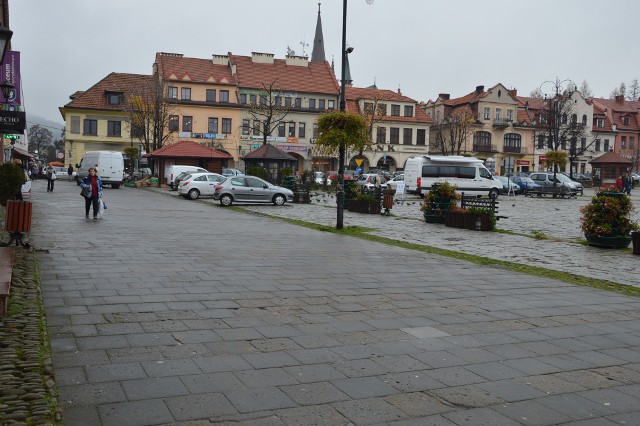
404, 155, 500, 198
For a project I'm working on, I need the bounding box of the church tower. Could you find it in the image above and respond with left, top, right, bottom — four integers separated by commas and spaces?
310, 2, 325, 63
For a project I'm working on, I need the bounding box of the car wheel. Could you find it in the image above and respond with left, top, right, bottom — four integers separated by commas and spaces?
220, 194, 233, 206
488, 188, 499, 199
188, 189, 200, 200
273, 194, 286, 206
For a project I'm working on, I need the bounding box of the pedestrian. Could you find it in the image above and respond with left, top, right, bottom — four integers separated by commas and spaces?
624, 173, 632, 195
616, 175, 623, 191
45, 164, 56, 192
31, 164, 38, 180
12, 160, 28, 201
81, 167, 103, 219
67, 164, 73, 179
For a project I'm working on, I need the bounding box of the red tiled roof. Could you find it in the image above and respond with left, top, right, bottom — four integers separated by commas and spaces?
230, 54, 340, 95
63, 72, 154, 111
345, 86, 433, 124
147, 140, 232, 158
242, 143, 296, 160
155, 53, 237, 85
590, 151, 633, 164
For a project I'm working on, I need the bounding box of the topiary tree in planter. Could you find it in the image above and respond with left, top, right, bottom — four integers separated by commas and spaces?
580, 186, 639, 248
0, 162, 25, 206
420, 182, 460, 223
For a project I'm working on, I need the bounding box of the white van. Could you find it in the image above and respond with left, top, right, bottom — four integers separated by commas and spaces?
76, 151, 125, 188
166, 165, 208, 189
404, 155, 500, 198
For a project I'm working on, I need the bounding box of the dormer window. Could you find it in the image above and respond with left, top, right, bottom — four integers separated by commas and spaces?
106, 92, 123, 105
404, 105, 413, 117
623, 116, 630, 126
596, 118, 604, 127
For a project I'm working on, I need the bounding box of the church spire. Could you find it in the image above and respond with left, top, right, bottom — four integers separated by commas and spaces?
311, 2, 326, 63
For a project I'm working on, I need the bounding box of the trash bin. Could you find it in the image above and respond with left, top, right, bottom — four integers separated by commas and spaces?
632, 231, 640, 255
2, 200, 32, 248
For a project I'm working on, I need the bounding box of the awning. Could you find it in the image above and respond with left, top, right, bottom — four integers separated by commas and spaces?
12, 146, 34, 159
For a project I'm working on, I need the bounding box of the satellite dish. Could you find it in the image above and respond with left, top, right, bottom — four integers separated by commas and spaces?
366, 0, 374, 4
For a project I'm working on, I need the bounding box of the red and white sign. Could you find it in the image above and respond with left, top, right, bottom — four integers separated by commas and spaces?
538, 156, 546, 163
516, 160, 530, 165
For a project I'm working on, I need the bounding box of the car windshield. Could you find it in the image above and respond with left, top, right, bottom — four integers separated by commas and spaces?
555, 174, 572, 182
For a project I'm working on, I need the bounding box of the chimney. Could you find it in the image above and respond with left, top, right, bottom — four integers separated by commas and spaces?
211, 54, 228, 65
285, 55, 309, 67
615, 95, 625, 104
475, 85, 484, 94
509, 88, 517, 96
251, 52, 275, 64
439, 93, 450, 100
397, 87, 402, 95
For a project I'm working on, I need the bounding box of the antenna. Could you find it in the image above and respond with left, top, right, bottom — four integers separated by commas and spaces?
299, 40, 309, 57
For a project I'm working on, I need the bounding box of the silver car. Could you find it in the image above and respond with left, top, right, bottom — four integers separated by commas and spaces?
213, 175, 293, 206
177, 172, 226, 200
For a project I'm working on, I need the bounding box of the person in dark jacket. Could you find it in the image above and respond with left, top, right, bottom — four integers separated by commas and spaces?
81, 167, 103, 219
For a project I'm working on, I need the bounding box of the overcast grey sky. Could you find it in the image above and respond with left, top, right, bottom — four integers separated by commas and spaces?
10, 0, 640, 127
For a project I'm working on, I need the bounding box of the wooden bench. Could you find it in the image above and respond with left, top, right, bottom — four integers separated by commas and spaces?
527, 185, 577, 198
0, 247, 16, 316
460, 194, 506, 221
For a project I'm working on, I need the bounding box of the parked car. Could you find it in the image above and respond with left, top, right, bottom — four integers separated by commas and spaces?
222, 168, 244, 177
494, 176, 521, 195
132, 168, 152, 180
529, 172, 583, 195
51, 166, 71, 180
327, 170, 357, 183
367, 169, 392, 181
168, 166, 208, 189
386, 174, 404, 190
213, 175, 293, 206
355, 173, 388, 192
177, 172, 226, 200
511, 176, 542, 194
631, 172, 640, 183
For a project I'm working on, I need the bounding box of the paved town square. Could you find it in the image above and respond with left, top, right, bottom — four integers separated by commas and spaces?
20, 179, 640, 425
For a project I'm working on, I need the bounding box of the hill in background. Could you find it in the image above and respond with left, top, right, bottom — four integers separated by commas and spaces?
26, 113, 65, 139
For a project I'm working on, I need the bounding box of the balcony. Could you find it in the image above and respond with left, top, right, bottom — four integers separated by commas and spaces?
472, 144, 498, 153
493, 118, 512, 128
503, 145, 522, 154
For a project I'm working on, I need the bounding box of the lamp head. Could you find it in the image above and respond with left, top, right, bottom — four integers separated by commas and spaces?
0, 79, 13, 100
345, 47, 354, 54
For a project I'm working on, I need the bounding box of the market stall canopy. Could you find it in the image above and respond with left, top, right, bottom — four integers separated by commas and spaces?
48, 161, 64, 167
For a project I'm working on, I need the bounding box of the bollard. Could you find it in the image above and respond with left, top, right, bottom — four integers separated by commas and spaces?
632, 231, 640, 256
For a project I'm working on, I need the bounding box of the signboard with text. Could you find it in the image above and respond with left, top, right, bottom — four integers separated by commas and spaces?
0, 51, 21, 104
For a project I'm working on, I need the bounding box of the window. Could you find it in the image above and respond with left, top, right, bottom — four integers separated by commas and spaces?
495, 108, 502, 120
547, 137, 553, 149
107, 121, 121, 137
260, 95, 267, 105
239, 93, 247, 104
504, 133, 521, 148
288, 122, 296, 137
83, 119, 97, 135
483, 107, 490, 120
403, 128, 412, 145
328, 100, 335, 109
106, 93, 121, 105
309, 98, 316, 109
206, 89, 216, 102
604, 139, 610, 151
274, 96, 281, 106
318, 99, 325, 109
623, 116, 630, 126
562, 113, 567, 124
278, 123, 286, 137
364, 102, 374, 114
571, 114, 577, 124
416, 129, 426, 146
70, 116, 80, 134
169, 115, 179, 131
219, 90, 229, 102
295, 98, 302, 108
630, 137, 635, 149
313, 122, 318, 138
506, 110, 513, 121
596, 118, 604, 127
377, 104, 387, 115
182, 116, 193, 132
249, 94, 257, 105
221, 118, 231, 134
242, 119, 250, 135
284, 97, 292, 107
595, 139, 601, 152
560, 137, 567, 150
181, 87, 191, 100
582, 115, 588, 125
473, 131, 491, 146
390, 127, 400, 144
167, 86, 177, 99
208, 118, 218, 133
537, 135, 545, 149
222, 118, 231, 135
621, 136, 627, 148
131, 124, 144, 138
581, 138, 586, 151
404, 105, 413, 117
298, 122, 306, 138
391, 104, 400, 116
253, 120, 261, 136
376, 126, 386, 143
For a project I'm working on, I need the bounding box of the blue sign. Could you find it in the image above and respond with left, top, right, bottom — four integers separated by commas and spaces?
356, 167, 362, 174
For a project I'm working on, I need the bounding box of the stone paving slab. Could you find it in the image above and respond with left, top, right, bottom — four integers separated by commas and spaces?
22, 179, 640, 425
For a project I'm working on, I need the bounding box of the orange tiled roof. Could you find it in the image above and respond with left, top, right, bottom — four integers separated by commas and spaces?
155, 53, 237, 85
63, 72, 154, 111
590, 150, 633, 164
242, 143, 296, 160
230, 54, 340, 95
147, 140, 232, 158
345, 86, 433, 124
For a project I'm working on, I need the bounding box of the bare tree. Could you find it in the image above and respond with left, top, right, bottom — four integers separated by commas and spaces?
430, 106, 475, 155
126, 76, 174, 160
246, 80, 294, 145
361, 95, 388, 152
610, 82, 627, 99
627, 78, 640, 101
27, 124, 53, 158
529, 87, 544, 98
579, 80, 593, 98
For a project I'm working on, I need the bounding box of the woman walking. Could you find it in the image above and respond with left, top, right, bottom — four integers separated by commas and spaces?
45, 164, 56, 192
81, 167, 103, 219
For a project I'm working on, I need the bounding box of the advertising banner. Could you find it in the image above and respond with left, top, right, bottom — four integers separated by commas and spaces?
0, 51, 20, 104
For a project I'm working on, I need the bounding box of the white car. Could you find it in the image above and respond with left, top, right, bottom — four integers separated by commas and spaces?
386, 174, 404, 190
178, 172, 226, 200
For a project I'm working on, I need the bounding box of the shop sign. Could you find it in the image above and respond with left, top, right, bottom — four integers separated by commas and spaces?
0, 110, 25, 134
516, 160, 530, 165
538, 156, 546, 163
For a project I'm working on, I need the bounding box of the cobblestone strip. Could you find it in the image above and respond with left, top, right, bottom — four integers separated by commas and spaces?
0, 247, 61, 425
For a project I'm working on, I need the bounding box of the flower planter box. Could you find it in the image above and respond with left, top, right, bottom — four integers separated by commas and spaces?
424, 213, 445, 223
444, 210, 492, 231
585, 234, 632, 249
348, 200, 380, 214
